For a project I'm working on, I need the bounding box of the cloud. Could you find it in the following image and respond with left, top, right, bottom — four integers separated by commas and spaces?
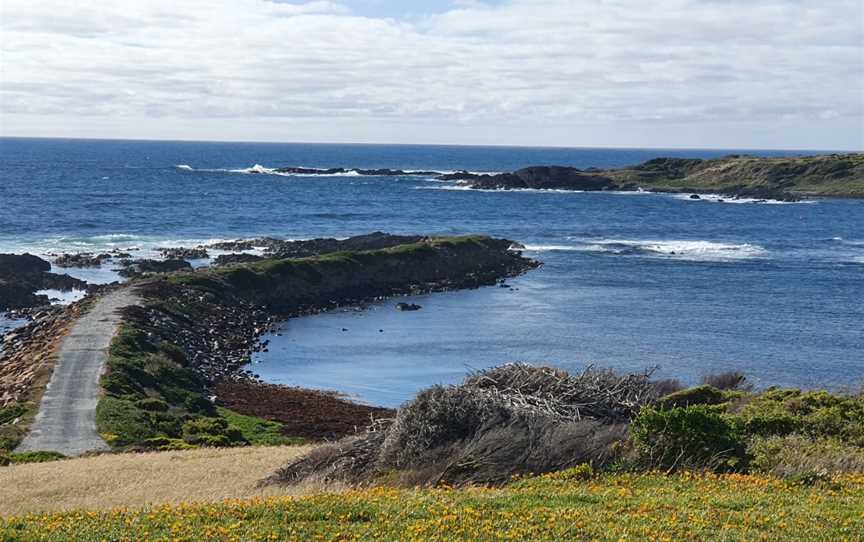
1, 0, 862, 148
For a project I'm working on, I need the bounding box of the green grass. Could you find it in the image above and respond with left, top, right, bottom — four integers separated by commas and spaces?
217, 408, 306, 447
0, 403, 33, 452
2, 471, 862, 541
0, 450, 65, 467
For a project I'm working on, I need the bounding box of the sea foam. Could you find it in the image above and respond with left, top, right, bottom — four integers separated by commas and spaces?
524, 238, 769, 261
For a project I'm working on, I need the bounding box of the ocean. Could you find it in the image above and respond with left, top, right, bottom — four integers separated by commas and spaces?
1, 137, 862, 406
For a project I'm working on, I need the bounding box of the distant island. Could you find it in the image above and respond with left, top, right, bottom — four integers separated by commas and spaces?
245, 154, 864, 201
441, 153, 864, 201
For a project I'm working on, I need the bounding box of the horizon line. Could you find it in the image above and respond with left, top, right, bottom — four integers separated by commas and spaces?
1, 134, 859, 154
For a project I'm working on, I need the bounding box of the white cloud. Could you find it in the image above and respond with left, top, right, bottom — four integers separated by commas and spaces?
1, 0, 862, 148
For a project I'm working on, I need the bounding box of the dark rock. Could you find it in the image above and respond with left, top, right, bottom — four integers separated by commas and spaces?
689, 194, 701, 200
0, 254, 87, 310
396, 302, 422, 311
117, 259, 192, 278
213, 253, 266, 266
53, 252, 111, 268
158, 247, 209, 260
468, 166, 618, 191
0, 254, 50, 276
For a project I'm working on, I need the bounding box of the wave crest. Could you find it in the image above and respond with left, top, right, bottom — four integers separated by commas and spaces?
525, 238, 767, 261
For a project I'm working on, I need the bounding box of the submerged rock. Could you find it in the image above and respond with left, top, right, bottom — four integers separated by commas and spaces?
396, 302, 422, 311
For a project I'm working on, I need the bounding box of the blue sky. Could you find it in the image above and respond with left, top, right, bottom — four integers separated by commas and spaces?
1, 0, 862, 150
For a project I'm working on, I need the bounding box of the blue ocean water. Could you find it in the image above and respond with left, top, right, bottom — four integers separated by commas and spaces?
1, 137, 862, 405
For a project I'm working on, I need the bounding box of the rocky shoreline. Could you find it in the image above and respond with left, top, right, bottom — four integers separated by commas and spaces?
252, 154, 864, 201
127, 235, 538, 384
2, 234, 538, 449
0, 254, 88, 312
79, 234, 539, 448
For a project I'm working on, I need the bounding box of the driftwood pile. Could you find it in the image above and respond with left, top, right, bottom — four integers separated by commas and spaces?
266, 363, 662, 487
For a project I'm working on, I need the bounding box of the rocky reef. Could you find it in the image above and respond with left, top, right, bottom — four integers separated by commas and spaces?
204, 231, 425, 261
442, 153, 864, 200
0, 254, 88, 311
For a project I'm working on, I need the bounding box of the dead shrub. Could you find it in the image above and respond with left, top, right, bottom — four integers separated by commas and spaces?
265, 363, 654, 487
701, 371, 753, 391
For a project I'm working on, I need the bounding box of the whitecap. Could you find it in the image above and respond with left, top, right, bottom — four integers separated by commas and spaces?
522, 244, 583, 252
563, 238, 768, 261
672, 193, 816, 205
34, 289, 88, 305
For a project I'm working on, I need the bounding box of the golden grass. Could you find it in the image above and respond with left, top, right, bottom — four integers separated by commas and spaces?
0, 445, 328, 516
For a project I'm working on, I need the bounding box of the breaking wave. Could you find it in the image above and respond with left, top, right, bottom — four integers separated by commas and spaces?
672, 193, 816, 205
525, 239, 768, 261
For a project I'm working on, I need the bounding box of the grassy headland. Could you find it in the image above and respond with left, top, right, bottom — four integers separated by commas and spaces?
458, 153, 864, 199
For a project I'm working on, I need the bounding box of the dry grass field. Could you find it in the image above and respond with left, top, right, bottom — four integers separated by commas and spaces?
0, 445, 326, 515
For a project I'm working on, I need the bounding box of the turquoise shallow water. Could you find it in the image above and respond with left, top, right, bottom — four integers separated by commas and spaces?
1, 138, 862, 405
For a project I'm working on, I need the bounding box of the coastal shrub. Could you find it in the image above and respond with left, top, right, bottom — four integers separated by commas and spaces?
748, 435, 864, 479
96, 397, 160, 446
135, 398, 169, 412
181, 417, 247, 447
0, 404, 26, 426
630, 405, 746, 471
98, 320, 283, 449
736, 389, 864, 444
654, 385, 729, 409
0, 450, 65, 466
701, 371, 752, 391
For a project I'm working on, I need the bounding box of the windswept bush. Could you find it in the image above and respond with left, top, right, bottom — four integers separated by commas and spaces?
267, 364, 651, 487
630, 405, 747, 471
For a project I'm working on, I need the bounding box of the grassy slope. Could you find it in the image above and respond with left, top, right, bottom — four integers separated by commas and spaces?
613, 154, 864, 197
1, 470, 862, 541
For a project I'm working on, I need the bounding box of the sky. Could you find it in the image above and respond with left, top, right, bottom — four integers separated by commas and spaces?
1, 0, 862, 150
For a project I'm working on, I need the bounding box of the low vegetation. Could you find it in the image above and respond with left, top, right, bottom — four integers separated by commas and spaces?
95, 326, 295, 451
271, 365, 864, 488
0, 450, 65, 467
2, 471, 861, 541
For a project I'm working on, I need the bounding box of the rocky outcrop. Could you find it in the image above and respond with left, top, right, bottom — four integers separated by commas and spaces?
158, 247, 209, 260
53, 253, 112, 268
213, 253, 266, 266
117, 259, 192, 278
205, 232, 425, 261
467, 166, 620, 191
441, 153, 864, 200
0, 254, 88, 311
